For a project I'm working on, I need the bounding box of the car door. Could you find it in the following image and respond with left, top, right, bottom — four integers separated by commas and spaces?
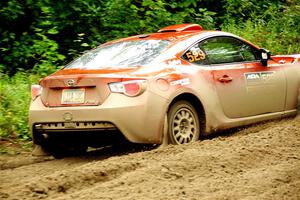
201, 36, 286, 118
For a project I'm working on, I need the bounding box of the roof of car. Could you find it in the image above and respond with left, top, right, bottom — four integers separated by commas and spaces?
101, 23, 259, 51
103, 24, 225, 45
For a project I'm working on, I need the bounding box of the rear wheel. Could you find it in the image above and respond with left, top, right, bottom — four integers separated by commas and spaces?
167, 100, 200, 144
42, 141, 87, 159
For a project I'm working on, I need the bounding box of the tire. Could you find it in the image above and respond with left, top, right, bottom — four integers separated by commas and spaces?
167, 100, 200, 144
41, 142, 66, 159
42, 142, 87, 159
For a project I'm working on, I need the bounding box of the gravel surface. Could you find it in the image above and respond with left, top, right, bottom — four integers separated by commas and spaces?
0, 112, 299, 200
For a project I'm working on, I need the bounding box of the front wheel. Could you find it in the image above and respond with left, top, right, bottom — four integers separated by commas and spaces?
167, 100, 200, 144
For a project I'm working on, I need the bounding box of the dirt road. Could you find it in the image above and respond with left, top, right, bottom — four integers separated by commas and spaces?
1, 112, 300, 199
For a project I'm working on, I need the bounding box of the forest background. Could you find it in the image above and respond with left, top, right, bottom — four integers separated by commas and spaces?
0, 0, 299, 142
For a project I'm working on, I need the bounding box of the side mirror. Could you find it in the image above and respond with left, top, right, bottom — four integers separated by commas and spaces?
259, 49, 271, 66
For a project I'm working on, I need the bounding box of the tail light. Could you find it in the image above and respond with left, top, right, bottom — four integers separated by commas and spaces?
109, 80, 146, 97
31, 85, 43, 101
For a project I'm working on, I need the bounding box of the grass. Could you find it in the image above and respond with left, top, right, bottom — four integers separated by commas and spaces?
0, 71, 40, 141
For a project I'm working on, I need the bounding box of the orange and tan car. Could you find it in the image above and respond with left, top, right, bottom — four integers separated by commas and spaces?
29, 24, 300, 157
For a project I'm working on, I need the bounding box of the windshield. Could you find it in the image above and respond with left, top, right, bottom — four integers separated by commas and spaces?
64, 40, 170, 69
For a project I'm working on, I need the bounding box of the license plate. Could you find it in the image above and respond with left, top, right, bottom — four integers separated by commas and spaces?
61, 88, 85, 104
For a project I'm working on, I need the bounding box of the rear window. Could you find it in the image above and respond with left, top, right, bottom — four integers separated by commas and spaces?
64, 40, 170, 69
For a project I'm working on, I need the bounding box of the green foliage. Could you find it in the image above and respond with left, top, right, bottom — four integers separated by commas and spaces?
222, 2, 300, 54
223, 0, 282, 21
0, 0, 66, 75
0, 0, 299, 141
0, 71, 39, 140
69, 0, 217, 47
0, 0, 217, 75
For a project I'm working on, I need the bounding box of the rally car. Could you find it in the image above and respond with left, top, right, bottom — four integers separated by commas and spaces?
29, 24, 300, 157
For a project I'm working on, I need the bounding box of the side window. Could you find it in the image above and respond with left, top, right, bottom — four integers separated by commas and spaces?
182, 43, 209, 65
200, 37, 258, 64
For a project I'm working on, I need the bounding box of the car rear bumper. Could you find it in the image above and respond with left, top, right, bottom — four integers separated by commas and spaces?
29, 91, 169, 144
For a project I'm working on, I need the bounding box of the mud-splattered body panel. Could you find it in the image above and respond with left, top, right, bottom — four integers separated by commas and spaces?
29, 24, 300, 147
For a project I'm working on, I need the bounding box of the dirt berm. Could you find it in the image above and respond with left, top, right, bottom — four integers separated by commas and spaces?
0, 112, 300, 199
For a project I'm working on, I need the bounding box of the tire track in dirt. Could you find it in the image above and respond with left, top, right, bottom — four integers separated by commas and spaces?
1, 114, 299, 200
0, 155, 53, 170
0, 145, 155, 199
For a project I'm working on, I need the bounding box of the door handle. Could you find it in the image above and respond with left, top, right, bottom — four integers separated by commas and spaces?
218, 75, 233, 83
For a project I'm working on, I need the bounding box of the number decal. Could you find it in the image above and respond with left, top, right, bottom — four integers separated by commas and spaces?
185, 48, 206, 62
186, 52, 194, 62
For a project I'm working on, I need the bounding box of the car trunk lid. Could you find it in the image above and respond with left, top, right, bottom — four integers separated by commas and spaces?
39, 72, 123, 107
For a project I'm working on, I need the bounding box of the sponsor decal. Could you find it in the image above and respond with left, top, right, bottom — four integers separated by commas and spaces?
245, 71, 275, 82
245, 73, 260, 80
170, 78, 190, 86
